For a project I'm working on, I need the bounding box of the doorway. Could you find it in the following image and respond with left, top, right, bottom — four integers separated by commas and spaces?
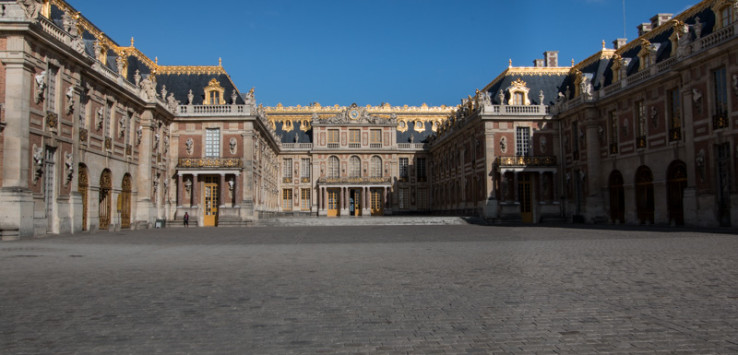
78, 164, 88, 231
609, 170, 625, 223
666, 161, 687, 226
120, 174, 132, 229
99, 169, 112, 230
349, 189, 361, 216
519, 173, 533, 223
327, 189, 339, 217
203, 176, 218, 226
370, 188, 383, 216
635, 166, 654, 224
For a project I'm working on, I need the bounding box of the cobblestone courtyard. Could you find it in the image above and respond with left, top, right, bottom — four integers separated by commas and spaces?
1, 224, 737, 354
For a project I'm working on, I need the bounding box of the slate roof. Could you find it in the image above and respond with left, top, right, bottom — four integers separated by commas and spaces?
155, 73, 245, 106
485, 72, 569, 105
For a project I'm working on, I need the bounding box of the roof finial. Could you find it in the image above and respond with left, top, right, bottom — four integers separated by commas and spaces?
602, 39, 606, 49
508, 59, 512, 68
155, 56, 158, 65
571, 58, 575, 67
130, 36, 134, 47
219, 57, 222, 67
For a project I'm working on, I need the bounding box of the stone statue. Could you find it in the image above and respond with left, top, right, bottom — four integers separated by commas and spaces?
71, 35, 85, 54
229, 137, 237, 154
539, 90, 545, 105
160, 85, 167, 101
166, 93, 179, 113
136, 125, 142, 146
118, 114, 126, 138
66, 86, 75, 114
18, 0, 43, 23
34, 70, 46, 104
694, 17, 703, 39
187, 89, 193, 105
116, 56, 125, 76
32, 144, 43, 183
185, 137, 194, 155
651, 106, 659, 128
134, 69, 141, 87
93, 40, 102, 62
244, 87, 255, 105
153, 133, 160, 150
139, 76, 156, 102
497, 90, 505, 105
184, 177, 192, 193
96, 107, 103, 131
62, 11, 74, 33
499, 137, 507, 153
65, 152, 73, 185
231, 90, 238, 105
163, 134, 169, 153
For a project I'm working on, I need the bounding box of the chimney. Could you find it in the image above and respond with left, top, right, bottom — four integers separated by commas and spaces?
533, 59, 544, 67
637, 23, 652, 36
650, 13, 673, 28
543, 51, 559, 67
612, 38, 628, 50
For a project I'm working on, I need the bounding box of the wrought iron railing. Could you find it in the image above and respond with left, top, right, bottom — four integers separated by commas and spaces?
495, 156, 557, 167
177, 157, 242, 168
317, 177, 391, 184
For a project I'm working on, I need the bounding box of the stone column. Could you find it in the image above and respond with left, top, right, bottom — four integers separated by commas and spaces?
234, 172, 241, 207
134, 110, 155, 227
191, 173, 199, 207
0, 52, 35, 239
177, 173, 183, 207
219, 173, 227, 208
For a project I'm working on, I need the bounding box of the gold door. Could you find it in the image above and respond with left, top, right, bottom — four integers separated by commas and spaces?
204, 176, 218, 226
370, 189, 383, 216
327, 189, 339, 217
519, 174, 533, 223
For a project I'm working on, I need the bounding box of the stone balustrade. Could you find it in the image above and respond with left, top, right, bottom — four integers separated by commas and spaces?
177, 105, 251, 117
495, 156, 557, 168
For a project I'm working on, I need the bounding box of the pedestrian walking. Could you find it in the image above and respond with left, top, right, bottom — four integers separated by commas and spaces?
183, 212, 189, 227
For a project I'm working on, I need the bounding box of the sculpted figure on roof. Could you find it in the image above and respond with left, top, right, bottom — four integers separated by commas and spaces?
18, 0, 43, 23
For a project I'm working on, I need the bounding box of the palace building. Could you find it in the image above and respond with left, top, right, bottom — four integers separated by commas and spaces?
0, 0, 736, 239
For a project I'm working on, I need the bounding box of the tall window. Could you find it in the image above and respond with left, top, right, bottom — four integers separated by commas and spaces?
283, 158, 292, 179
349, 129, 360, 147
328, 156, 339, 178
210, 91, 220, 106
300, 188, 310, 211
349, 156, 361, 177
300, 158, 310, 180
47, 65, 58, 113
370, 156, 382, 178
713, 67, 729, 129
722, 6, 734, 28
636, 100, 647, 148
328, 129, 339, 148
513, 92, 524, 105
399, 157, 409, 181
370, 129, 382, 147
282, 189, 292, 211
515, 127, 530, 156
205, 128, 220, 157
416, 157, 427, 182
667, 88, 681, 141
609, 111, 619, 154
104, 101, 112, 138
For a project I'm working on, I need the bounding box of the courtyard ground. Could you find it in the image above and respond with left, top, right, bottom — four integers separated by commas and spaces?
1, 223, 737, 354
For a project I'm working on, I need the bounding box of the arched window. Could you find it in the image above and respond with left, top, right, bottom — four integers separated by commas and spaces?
514, 92, 524, 105
370, 156, 382, 178
328, 156, 339, 178
349, 156, 361, 177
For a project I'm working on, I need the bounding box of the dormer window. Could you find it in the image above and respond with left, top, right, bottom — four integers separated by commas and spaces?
714, 0, 736, 29
638, 39, 653, 71
506, 78, 530, 105
203, 78, 225, 105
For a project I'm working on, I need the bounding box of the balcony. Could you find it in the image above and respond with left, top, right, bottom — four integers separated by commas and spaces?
317, 177, 391, 185
177, 157, 242, 169
495, 156, 557, 168
485, 105, 551, 116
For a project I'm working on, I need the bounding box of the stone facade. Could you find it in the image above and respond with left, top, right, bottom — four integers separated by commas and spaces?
0, 0, 736, 238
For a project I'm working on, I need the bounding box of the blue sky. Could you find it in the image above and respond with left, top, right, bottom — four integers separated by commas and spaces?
69, 0, 695, 107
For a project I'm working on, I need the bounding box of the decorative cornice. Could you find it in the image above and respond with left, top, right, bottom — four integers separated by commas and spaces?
157, 65, 227, 76
572, 49, 616, 71
264, 103, 453, 114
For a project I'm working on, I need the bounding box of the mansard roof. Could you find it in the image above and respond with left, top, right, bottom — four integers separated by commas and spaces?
155, 70, 245, 106
483, 67, 570, 105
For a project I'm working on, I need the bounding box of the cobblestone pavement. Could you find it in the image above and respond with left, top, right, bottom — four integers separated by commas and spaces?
1, 224, 738, 354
